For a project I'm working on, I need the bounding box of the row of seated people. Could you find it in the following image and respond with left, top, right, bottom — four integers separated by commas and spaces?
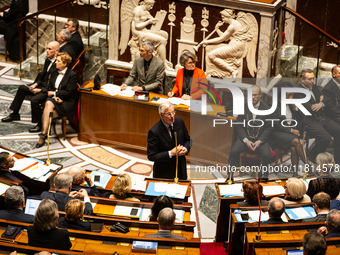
229, 67, 340, 180
1, 19, 84, 137
0, 184, 188, 251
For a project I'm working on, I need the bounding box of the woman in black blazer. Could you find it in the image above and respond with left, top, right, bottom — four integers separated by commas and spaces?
59, 199, 92, 231
28, 198, 72, 250
36, 52, 78, 148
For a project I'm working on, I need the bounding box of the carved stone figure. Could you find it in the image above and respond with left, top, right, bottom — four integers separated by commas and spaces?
202, 9, 258, 79
119, 0, 173, 70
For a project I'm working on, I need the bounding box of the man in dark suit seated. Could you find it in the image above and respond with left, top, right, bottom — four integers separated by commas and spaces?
302, 233, 327, 255
147, 101, 192, 180
68, 166, 100, 197
322, 65, 340, 125
302, 192, 330, 222
1, 41, 60, 133
65, 18, 84, 56
144, 208, 186, 239
262, 197, 286, 224
57, 29, 76, 67
228, 85, 272, 180
294, 69, 340, 164
0, 0, 28, 60
121, 41, 165, 94
0, 186, 34, 223
40, 172, 92, 215
317, 209, 340, 238
0, 152, 28, 195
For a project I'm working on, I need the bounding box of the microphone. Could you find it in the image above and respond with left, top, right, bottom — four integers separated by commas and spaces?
46, 112, 53, 166
172, 125, 179, 184
254, 177, 262, 243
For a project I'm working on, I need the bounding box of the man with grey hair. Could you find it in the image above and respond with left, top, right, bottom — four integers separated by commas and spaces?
144, 208, 186, 239
317, 209, 340, 238
147, 101, 191, 179
40, 172, 93, 215
121, 41, 165, 94
294, 69, 340, 164
68, 166, 100, 197
2, 41, 60, 133
262, 197, 286, 224
0, 186, 34, 223
57, 29, 76, 67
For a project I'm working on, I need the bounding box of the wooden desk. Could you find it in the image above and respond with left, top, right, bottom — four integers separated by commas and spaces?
255, 247, 340, 255
79, 82, 235, 165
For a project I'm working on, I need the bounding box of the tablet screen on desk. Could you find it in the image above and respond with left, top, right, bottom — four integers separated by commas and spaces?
287, 250, 303, 255
25, 198, 42, 216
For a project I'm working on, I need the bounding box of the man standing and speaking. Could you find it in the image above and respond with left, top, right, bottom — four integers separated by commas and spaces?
147, 102, 192, 180
121, 41, 164, 94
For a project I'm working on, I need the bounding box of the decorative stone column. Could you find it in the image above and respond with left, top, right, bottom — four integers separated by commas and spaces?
284, 0, 297, 45
108, 0, 119, 61
256, 13, 275, 86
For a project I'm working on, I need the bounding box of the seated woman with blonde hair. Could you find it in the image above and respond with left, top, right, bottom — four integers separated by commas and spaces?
282, 178, 311, 204
109, 173, 140, 201
59, 200, 91, 231
27, 198, 72, 250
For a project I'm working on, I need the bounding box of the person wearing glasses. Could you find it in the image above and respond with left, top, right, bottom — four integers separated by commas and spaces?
168, 52, 207, 100
227, 85, 273, 181
147, 101, 192, 179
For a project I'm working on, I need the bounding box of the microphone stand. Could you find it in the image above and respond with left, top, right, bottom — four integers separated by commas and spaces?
253, 177, 262, 243
302, 131, 308, 180
46, 112, 53, 166
174, 129, 179, 184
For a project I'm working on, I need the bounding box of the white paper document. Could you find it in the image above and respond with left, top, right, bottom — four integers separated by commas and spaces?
154, 182, 168, 192
139, 208, 184, 222
237, 210, 288, 223
167, 97, 191, 107
262, 185, 285, 196
165, 184, 188, 199
190, 100, 213, 112
219, 183, 243, 197
11, 158, 38, 171
0, 182, 10, 196
22, 164, 50, 179
289, 207, 316, 219
101, 84, 121, 96
113, 205, 141, 218
131, 176, 147, 192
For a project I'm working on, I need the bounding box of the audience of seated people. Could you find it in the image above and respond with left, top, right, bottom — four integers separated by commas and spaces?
109, 173, 140, 201
148, 195, 174, 221
59, 199, 91, 231
0, 151, 29, 195
28, 198, 72, 250
0, 186, 33, 223
68, 166, 100, 197
262, 197, 286, 224
307, 152, 340, 200
302, 192, 330, 222
40, 172, 93, 215
317, 209, 340, 238
237, 181, 268, 206
302, 232, 327, 255
144, 207, 186, 239
282, 178, 311, 204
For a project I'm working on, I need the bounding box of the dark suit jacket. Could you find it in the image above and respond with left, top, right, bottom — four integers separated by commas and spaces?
272, 103, 302, 133
236, 102, 272, 143
147, 117, 192, 180
301, 213, 327, 223
325, 231, 340, 238
27, 226, 72, 250
0, 169, 29, 196
59, 217, 92, 231
0, 208, 34, 223
59, 42, 77, 67
294, 84, 325, 127
40, 191, 93, 215
125, 56, 165, 94
34, 58, 57, 90
47, 68, 78, 120
144, 230, 186, 239
70, 31, 84, 56
2, 0, 28, 42
262, 217, 286, 224
323, 79, 340, 119
72, 183, 100, 197
330, 199, 340, 211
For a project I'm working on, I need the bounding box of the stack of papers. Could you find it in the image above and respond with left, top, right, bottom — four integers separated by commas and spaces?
22, 164, 51, 179
262, 185, 285, 196
235, 210, 288, 223
113, 205, 141, 218
101, 84, 121, 96
168, 97, 190, 107
11, 158, 38, 171
118, 86, 135, 97
285, 206, 316, 220
219, 183, 243, 197
90, 170, 111, 188
139, 208, 184, 222
145, 182, 188, 199
131, 175, 147, 192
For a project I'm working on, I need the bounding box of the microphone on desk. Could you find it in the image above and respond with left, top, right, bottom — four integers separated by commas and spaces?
254, 177, 262, 243
46, 112, 53, 166
172, 125, 179, 184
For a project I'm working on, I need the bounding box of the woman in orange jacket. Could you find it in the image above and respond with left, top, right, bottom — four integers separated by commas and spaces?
168, 52, 207, 100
